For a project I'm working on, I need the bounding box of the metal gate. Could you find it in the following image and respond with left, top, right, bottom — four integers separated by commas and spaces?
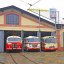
0, 31, 4, 52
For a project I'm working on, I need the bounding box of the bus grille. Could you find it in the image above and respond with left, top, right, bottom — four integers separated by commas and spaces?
32, 44, 37, 47
12, 44, 17, 48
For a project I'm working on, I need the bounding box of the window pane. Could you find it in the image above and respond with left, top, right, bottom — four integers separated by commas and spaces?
44, 38, 56, 43
6, 14, 19, 25
27, 38, 40, 42
8, 38, 21, 42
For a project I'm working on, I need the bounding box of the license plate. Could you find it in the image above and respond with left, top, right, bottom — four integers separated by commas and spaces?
13, 48, 16, 49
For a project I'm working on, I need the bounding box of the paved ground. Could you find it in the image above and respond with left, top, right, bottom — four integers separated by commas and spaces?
0, 51, 64, 64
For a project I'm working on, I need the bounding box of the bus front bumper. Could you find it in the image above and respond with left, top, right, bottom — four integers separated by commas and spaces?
27, 47, 40, 50
44, 48, 57, 51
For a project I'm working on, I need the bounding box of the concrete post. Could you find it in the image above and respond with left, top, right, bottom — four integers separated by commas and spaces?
21, 30, 24, 52
56, 29, 61, 50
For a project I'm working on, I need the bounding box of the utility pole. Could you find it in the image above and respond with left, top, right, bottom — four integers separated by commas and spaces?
39, 10, 41, 52
36, 10, 41, 52
21, 30, 24, 52
55, 11, 56, 31
28, 9, 48, 52
57, 11, 59, 24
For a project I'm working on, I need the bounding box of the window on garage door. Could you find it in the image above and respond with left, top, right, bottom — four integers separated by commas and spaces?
6, 14, 19, 25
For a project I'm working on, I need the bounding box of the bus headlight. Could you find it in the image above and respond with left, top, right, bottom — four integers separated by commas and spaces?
29, 44, 32, 48
8, 43, 11, 45
37, 44, 40, 47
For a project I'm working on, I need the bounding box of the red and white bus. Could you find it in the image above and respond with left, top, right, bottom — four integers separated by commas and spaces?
42, 36, 57, 51
23, 36, 40, 51
6, 36, 22, 51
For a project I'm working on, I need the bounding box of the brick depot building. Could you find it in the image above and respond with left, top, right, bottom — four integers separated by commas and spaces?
0, 5, 64, 52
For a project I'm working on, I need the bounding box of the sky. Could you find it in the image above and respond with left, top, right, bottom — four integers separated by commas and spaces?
0, 0, 64, 23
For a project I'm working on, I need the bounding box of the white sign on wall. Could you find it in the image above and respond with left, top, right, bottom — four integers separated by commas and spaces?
50, 8, 56, 18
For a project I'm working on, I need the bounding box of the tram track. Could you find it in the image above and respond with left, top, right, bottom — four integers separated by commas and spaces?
8, 52, 40, 64
9, 53, 18, 64
19, 52, 40, 64
0, 51, 64, 64
5, 52, 43, 64
0, 61, 4, 64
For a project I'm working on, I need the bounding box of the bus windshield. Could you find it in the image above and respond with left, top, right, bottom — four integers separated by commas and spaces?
27, 38, 40, 42
7, 38, 22, 42
44, 38, 56, 43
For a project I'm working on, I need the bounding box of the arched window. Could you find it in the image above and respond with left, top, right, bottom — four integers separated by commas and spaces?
6, 14, 19, 25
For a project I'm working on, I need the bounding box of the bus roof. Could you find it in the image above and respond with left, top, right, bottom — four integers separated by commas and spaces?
25, 36, 39, 39
42, 36, 56, 39
7, 36, 21, 39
